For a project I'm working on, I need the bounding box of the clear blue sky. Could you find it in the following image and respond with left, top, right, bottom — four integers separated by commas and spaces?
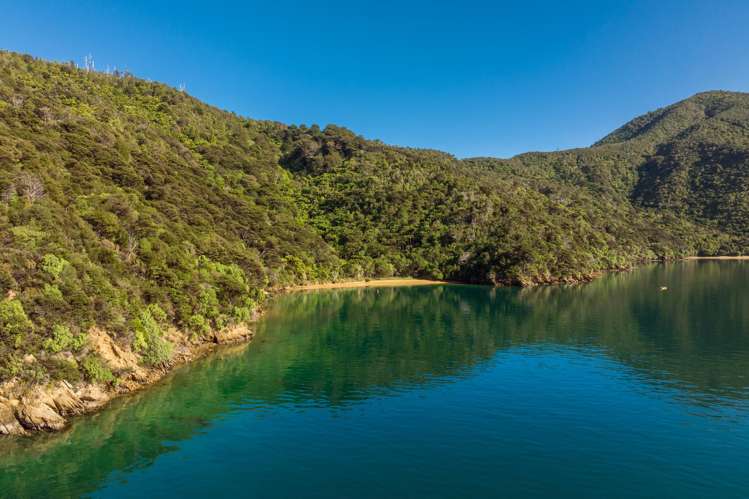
2, 0, 748, 158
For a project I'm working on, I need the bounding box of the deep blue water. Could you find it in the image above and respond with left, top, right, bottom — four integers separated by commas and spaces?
1, 261, 748, 498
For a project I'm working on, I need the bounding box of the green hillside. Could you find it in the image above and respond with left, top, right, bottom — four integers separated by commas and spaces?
471, 91, 749, 250
0, 50, 746, 384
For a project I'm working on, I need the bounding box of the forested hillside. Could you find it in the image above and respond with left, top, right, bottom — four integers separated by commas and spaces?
471, 91, 749, 251
0, 50, 746, 386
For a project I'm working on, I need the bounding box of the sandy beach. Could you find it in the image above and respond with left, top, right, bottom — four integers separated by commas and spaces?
288, 278, 449, 291
684, 256, 749, 260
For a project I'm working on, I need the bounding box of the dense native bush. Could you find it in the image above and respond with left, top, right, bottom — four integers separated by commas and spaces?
0, 50, 747, 383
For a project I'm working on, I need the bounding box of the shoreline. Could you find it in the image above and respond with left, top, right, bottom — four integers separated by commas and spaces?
287, 278, 449, 291
0, 325, 254, 437
684, 256, 749, 260
0, 278, 447, 438
2, 258, 745, 437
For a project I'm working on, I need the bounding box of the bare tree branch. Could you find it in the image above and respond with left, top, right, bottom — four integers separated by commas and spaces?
17, 173, 45, 203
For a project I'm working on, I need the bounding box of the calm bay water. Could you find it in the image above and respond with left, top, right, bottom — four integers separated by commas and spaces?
1, 261, 749, 498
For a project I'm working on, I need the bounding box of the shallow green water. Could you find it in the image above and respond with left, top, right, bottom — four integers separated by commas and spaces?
1, 261, 749, 498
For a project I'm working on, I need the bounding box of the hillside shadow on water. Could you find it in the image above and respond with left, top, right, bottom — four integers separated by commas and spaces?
1, 261, 748, 497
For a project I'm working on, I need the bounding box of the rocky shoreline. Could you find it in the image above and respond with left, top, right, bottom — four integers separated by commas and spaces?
0, 264, 672, 438
0, 272, 625, 437
0, 323, 254, 437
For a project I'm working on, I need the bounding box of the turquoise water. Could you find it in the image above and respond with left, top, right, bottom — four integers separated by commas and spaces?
1, 261, 749, 498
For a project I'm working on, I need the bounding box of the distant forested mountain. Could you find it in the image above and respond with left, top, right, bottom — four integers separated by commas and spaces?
0, 50, 746, 384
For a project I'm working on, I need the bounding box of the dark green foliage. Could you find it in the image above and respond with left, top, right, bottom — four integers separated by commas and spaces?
472, 91, 749, 251
0, 50, 747, 383
596, 92, 749, 251
0, 51, 336, 380
283, 124, 726, 285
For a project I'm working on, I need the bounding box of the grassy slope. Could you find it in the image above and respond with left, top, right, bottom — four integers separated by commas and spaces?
0, 51, 746, 385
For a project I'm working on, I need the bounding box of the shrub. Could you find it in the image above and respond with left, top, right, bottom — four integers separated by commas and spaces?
42, 283, 64, 303
188, 314, 210, 336
9, 225, 46, 249
374, 258, 396, 277
0, 267, 17, 295
133, 304, 173, 366
231, 306, 253, 323
41, 254, 69, 280
0, 299, 33, 340
81, 356, 114, 383
0, 354, 24, 379
197, 287, 220, 319
43, 324, 87, 353
142, 336, 173, 367
47, 358, 82, 382
214, 313, 228, 331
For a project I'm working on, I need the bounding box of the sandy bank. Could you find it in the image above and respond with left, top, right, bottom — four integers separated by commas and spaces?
684, 256, 749, 260
288, 278, 448, 291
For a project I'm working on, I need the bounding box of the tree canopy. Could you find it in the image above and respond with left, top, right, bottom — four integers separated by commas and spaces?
0, 51, 746, 383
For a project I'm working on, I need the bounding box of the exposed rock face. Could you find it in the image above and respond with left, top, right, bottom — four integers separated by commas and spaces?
0, 322, 256, 436
213, 324, 254, 344
49, 382, 86, 415
74, 383, 110, 410
0, 381, 102, 435
16, 388, 68, 432
0, 399, 25, 435
6, 381, 111, 434
88, 328, 141, 371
